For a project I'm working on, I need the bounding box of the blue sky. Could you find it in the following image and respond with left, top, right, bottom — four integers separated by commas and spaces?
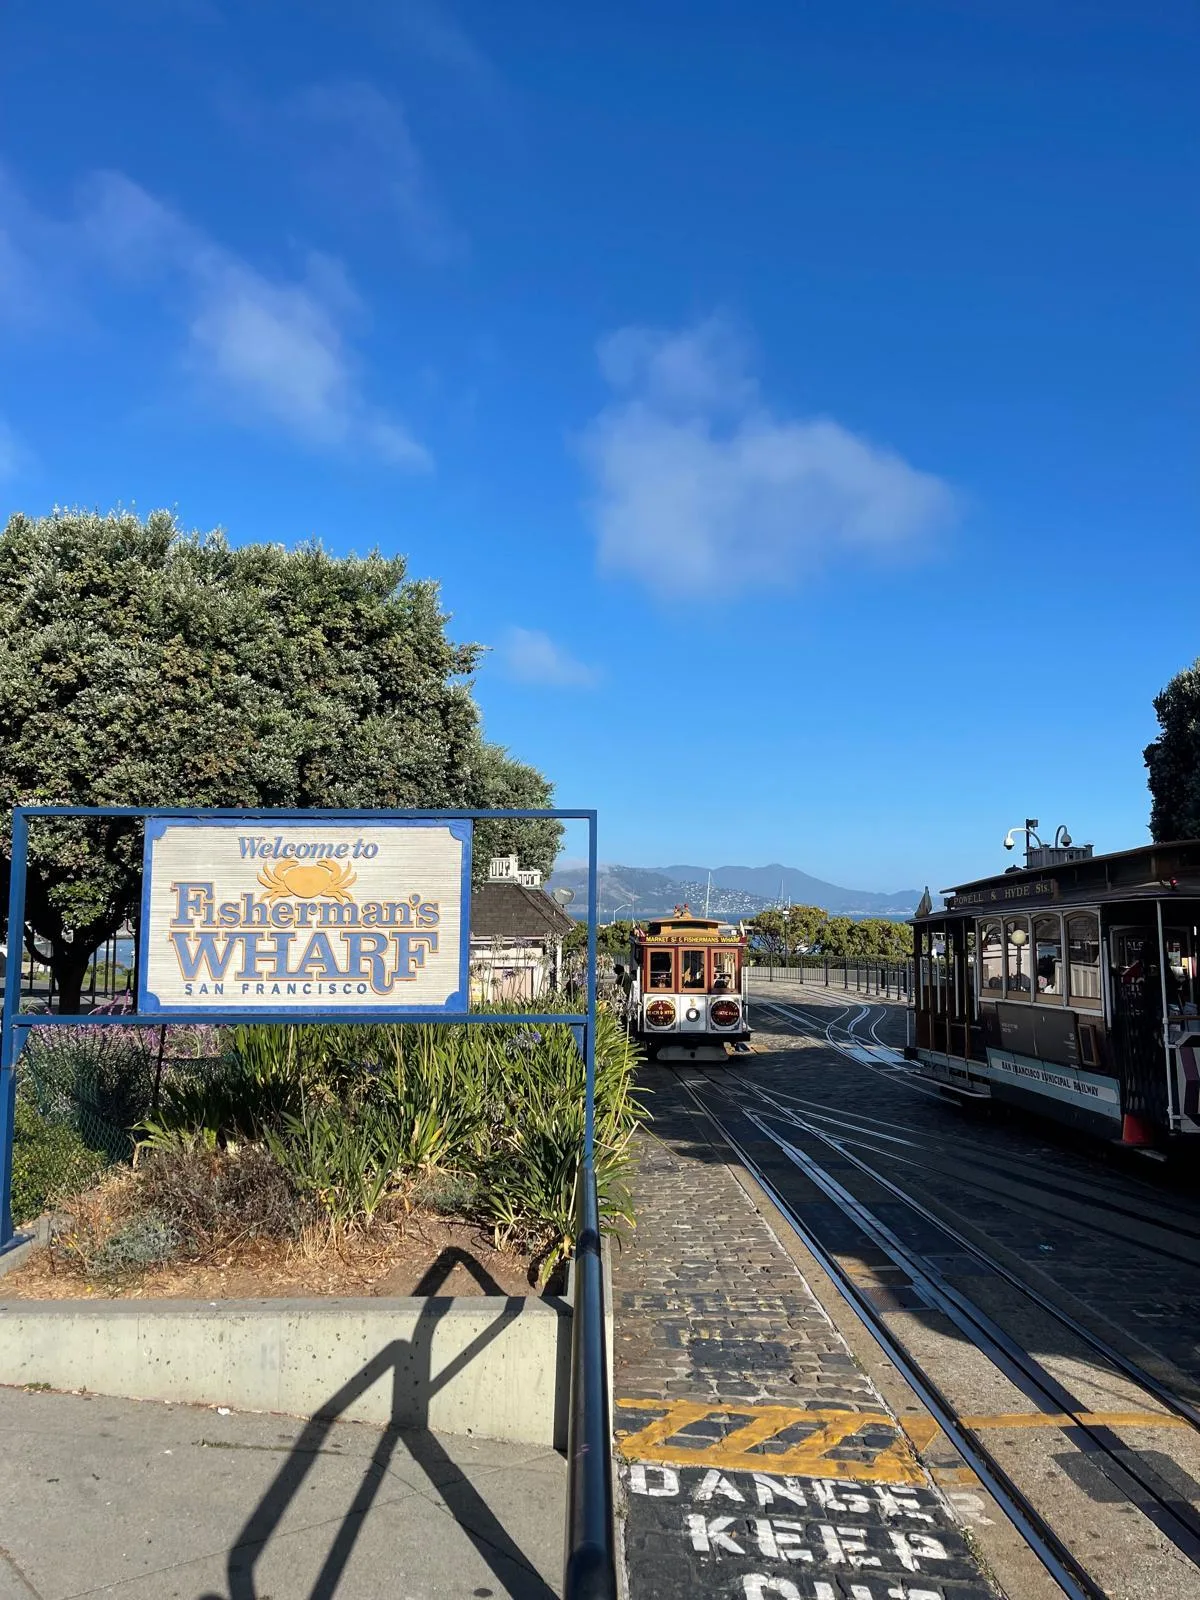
2, 0, 1196, 893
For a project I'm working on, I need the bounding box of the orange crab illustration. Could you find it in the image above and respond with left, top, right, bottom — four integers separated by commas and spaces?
256, 859, 358, 902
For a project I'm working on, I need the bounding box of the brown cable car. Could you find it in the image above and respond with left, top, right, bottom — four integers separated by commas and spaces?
626, 905, 750, 1062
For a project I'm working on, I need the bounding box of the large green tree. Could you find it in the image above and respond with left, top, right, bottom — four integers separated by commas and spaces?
814, 916, 913, 961
1145, 658, 1200, 842
0, 508, 560, 1010
564, 919, 636, 966
747, 905, 829, 960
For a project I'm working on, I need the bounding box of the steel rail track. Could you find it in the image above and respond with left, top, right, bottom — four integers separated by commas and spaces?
755, 996, 1200, 1227
746, 1078, 1200, 1318
739, 1103, 1200, 1557
778, 1110, 1200, 1272
673, 1066, 1200, 1600
756, 994, 907, 1059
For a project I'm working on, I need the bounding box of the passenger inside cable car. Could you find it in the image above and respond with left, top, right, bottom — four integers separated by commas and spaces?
681, 950, 705, 989
649, 951, 673, 989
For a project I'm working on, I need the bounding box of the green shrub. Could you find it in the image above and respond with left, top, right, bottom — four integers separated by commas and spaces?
32, 1005, 648, 1263
412, 1169, 480, 1217
90, 1212, 180, 1276
265, 1104, 394, 1228
10, 1096, 110, 1224
140, 1062, 297, 1152
20, 1027, 156, 1163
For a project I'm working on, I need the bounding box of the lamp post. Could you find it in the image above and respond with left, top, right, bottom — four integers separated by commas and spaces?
1009, 924, 1028, 990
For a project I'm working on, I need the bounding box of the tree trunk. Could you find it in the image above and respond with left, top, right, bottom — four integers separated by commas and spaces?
52, 947, 91, 1015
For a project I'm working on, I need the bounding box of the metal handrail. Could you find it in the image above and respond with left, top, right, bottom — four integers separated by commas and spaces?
563, 1160, 617, 1600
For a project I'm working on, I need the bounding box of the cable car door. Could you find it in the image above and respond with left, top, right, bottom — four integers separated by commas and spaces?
1109, 926, 1168, 1126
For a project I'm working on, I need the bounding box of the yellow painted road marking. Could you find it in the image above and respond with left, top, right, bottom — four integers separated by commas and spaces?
962, 1410, 1191, 1431
899, 1417, 941, 1452
615, 1400, 1191, 1485
615, 1398, 925, 1485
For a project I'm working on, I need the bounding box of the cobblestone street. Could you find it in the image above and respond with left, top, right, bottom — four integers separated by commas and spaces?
612, 1071, 997, 1600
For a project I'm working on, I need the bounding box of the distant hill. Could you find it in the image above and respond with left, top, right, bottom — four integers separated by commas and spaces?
663, 864, 919, 917
546, 861, 919, 920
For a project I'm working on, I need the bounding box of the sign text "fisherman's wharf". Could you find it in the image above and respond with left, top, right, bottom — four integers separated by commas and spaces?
139, 817, 471, 1016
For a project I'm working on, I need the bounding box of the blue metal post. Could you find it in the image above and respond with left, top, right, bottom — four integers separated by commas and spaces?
585, 813, 598, 1165
1, 809, 30, 1250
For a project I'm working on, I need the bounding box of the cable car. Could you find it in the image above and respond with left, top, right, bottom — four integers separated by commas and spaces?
911, 840, 1200, 1148
625, 906, 750, 1061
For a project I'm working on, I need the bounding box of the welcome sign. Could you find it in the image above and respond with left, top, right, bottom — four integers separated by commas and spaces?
138, 817, 471, 1014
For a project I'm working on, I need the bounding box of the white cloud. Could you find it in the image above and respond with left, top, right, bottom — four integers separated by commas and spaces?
0, 164, 430, 467
499, 628, 598, 689
289, 80, 462, 264
582, 317, 955, 596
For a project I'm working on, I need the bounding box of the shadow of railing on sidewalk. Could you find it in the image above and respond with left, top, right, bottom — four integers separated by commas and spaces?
198, 1248, 559, 1600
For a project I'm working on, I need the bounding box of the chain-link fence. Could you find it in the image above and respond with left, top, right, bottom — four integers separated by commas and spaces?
10, 1019, 226, 1228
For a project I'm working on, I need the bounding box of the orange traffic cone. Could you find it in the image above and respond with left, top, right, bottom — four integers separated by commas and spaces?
1121, 1112, 1153, 1146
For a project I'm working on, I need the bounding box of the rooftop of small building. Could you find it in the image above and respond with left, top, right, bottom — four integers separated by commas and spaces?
470, 878, 575, 941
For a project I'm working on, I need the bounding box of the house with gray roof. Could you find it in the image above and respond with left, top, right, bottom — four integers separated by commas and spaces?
470, 855, 575, 1003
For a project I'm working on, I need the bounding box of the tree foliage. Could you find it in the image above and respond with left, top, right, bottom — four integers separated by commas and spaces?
0, 508, 561, 1008
748, 905, 912, 961
746, 905, 827, 960
1145, 659, 1200, 842
563, 920, 636, 966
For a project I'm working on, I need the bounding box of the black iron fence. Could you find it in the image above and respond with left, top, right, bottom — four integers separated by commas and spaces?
750, 958, 914, 1001
1, 926, 135, 1010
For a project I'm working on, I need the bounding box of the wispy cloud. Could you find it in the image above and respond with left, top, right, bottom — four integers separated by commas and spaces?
581, 317, 955, 596
287, 79, 463, 264
0, 417, 25, 480
0, 164, 429, 467
381, 0, 507, 109
499, 627, 598, 689
0, 166, 71, 331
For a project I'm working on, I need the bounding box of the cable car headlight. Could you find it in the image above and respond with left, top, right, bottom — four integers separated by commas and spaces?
645, 999, 676, 1028
685, 1006, 701, 1022
710, 999, 741, 1028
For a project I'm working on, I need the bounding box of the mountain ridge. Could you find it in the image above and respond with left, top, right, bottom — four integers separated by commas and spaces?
661, 863, 918, 912
546, 861, 920, 919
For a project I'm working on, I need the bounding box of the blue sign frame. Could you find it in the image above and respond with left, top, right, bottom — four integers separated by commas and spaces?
136, 814, 475, 1017
0, 805, 599, 1250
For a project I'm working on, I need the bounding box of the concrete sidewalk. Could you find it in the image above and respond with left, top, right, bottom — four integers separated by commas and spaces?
0, 1386, 565, 1599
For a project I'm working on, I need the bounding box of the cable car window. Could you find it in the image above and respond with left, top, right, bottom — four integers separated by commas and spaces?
649, 951, 674, 990
1034, 915, 1063, 1000
711, 950, 737, 992
979, 920, 1003, 993
1004, 918, 1032, 998
681, 949, 706, 989
933, 934, 949, 1013
1067, 914, 1101, 1005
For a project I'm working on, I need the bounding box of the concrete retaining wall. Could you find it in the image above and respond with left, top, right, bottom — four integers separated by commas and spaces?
0, 1294, 572, 1447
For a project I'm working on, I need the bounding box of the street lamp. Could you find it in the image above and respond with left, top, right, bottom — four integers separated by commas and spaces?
1009, 924, 1028, 989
